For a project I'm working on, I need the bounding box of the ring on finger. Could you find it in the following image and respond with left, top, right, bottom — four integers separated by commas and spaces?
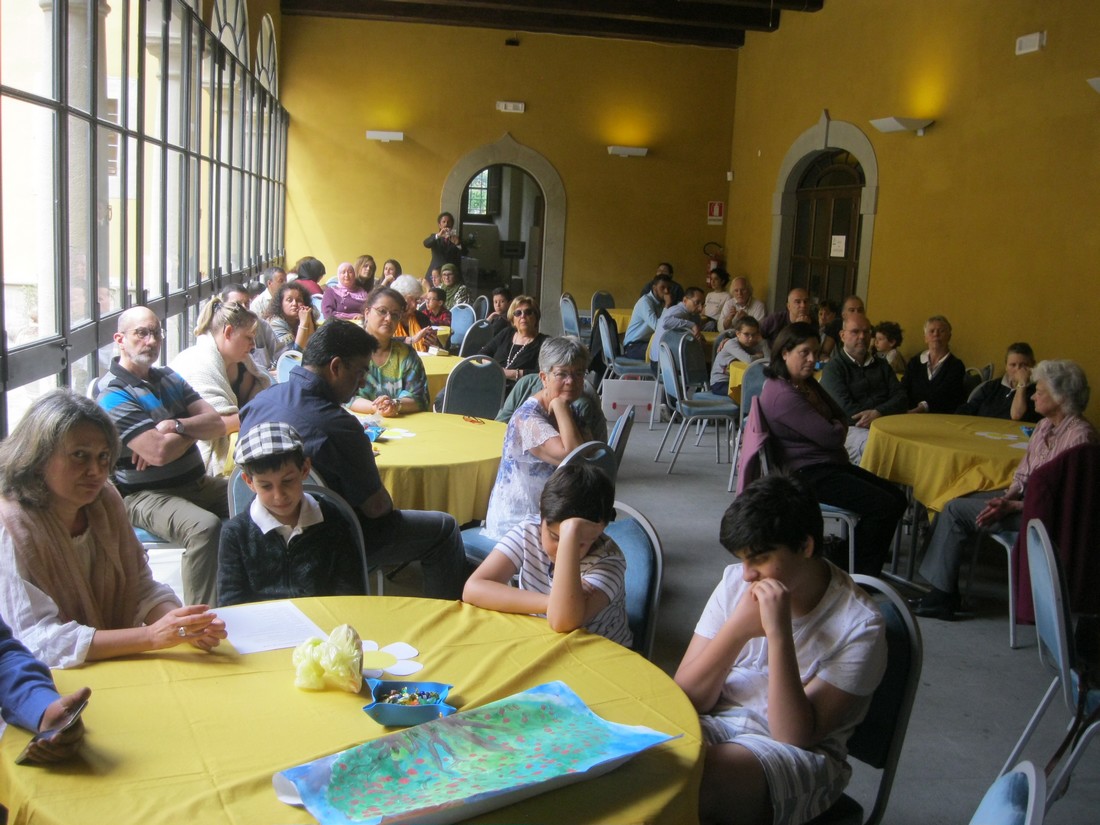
177, 626, 187, 638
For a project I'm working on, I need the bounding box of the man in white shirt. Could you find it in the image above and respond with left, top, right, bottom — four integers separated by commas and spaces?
249, 266, 286, 318
720, 277, 767, 330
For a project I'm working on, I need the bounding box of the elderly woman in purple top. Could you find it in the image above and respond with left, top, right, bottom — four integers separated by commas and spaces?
321, 262, 369, 321
758, 323, 906, 576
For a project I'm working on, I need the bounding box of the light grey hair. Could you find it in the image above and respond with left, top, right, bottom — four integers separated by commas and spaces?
924, 315, 952, 333
538, 336, 589, 372
0, 389, 121, 509
1033, 359, 1090, 416
391, 274, 423, 299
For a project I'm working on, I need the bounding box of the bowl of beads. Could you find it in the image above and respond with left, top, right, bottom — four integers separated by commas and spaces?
362, 679, 456, 727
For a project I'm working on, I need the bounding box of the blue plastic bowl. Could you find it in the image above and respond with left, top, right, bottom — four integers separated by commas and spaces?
1021, 425, 1035, 438
362, 679, 456, 727
365, 425, 386, 442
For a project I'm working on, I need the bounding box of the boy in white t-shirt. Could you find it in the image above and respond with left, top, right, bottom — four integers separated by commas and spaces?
675, 475, 887, 825
463, 464, 631, 648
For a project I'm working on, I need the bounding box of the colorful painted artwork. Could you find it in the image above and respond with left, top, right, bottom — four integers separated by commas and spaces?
274, 681, 675, 825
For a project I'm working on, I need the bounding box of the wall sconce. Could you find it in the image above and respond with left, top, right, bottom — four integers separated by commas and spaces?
366, 130, 404, 143
870, 116, 934, 137
1088, 78, 1100, 94
607, 145, 648, 157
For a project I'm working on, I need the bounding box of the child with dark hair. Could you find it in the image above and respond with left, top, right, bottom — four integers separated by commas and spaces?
217, 422, 364, 606
423, 287, 452, 326
872, 321, 905, 372
463, 464, 631, 647
675, 475, 886, 825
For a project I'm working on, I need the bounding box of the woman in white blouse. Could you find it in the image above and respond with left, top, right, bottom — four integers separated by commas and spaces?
0, 391, 226, 668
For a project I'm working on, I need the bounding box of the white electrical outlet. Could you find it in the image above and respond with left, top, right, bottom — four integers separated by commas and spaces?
1015, 31, 1046, 55
495, 101, 526, 113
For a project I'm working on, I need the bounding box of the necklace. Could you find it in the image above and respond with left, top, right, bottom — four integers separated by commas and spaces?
505, 341, 528, 370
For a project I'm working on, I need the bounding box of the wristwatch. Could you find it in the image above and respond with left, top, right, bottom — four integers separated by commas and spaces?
173, 419, 186, 435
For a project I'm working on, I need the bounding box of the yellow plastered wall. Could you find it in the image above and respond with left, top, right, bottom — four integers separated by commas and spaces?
278, 17, 737, 306
725, 0, 1100, 419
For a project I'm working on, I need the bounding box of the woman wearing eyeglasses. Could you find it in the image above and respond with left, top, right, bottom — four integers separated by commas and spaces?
483, 337, 590, 540
349, 287, 429, 417
480, 296, 548, 388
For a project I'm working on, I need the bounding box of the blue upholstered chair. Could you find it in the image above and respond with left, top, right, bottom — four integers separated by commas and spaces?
605, 501, 663, 661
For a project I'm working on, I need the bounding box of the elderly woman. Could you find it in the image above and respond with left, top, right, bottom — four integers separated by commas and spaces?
266, 281, 317, 352
759, 323, 907, 575
170, 298, 271, 475
483, 337, 590, 540
439, 264, 471, 309
0, 391, 226, 668
914, 359, 1097, 619
480, 295, 548, 387
902, 315, 966, 413
391, 274, 440, 352
349, 287, 430, 417
321, 261, 369, 321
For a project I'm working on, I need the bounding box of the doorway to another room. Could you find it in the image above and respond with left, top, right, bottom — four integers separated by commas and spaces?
459, 164, 544, 303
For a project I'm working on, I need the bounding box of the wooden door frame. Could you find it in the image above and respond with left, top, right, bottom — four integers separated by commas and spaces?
767, 111, 879, 310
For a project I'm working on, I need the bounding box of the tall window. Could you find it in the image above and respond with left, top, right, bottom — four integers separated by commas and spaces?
0, 0, 287, 434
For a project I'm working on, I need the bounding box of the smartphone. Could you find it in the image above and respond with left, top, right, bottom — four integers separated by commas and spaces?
15, 698, 88, 764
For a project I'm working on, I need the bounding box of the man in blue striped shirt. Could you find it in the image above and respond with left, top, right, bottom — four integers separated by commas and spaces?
93, 307, 228, 606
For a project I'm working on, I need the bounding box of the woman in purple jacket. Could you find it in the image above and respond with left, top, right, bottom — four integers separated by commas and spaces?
759, 323, 906, 575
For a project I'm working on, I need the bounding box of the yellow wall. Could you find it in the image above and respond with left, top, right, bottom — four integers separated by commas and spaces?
279, 19, 738, 304
726, 0, 1100, 418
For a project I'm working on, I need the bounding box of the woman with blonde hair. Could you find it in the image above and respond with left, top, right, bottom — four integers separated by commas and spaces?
0, 391, 225, 668
170, 297, 271, 474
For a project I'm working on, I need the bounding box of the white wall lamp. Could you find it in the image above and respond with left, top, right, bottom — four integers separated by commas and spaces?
366, 130, 404, 143
607, 145, 648, 157
869, 116, 935, 137
1088, 77, 1100, 94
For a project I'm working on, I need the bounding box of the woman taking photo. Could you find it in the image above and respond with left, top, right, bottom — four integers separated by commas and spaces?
0, 391, 226, 668
321, 261, 369, 321
266, 281, 317, 352
480, 295, 548, 388
759, 323, 906, 575
349, 287, 430, 417
170, 298, 271, 475
483, 337, 590, 540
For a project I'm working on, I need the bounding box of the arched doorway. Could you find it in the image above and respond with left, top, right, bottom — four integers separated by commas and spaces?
441, 134, 567, 333
767, 111, 879, 310
459, 165, 544, 303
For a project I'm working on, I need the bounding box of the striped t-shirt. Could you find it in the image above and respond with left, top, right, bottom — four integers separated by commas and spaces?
495, 517, 632, 648
93, 359, 205, 494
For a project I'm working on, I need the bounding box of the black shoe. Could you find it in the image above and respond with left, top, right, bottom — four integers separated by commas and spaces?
911, 588, 959, 620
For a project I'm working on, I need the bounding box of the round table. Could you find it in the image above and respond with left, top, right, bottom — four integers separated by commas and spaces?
418, 352, 461, 400
0, 596, 703, 824
606, 307, 633, 335
372, 411, 506, 524
859, 414, 1029, 512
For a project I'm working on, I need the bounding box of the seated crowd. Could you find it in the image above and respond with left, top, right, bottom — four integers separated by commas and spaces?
0, 248, 1093, 825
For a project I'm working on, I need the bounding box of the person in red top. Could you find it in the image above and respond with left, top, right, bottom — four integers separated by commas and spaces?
423, 287, 452, 326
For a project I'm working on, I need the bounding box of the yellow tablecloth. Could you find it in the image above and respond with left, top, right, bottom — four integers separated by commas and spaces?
418, 352, 460, 399
859, 414, 1028, 512
374, 412, 506, 523
606, 307, 632, 334
0, 597, 703, 825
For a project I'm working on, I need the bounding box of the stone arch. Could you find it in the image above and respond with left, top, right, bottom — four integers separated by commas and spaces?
767, 110, 879, 308
441, 134, 567, 333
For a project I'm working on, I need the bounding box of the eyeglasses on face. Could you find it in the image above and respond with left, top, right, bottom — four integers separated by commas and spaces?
128, 327, 162, 340
550, 369, 586, 382
513, 308, 535, 318
371, 306, 402, 320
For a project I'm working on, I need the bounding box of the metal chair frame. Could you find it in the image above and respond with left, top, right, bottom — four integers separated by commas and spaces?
440, 354, 507, 419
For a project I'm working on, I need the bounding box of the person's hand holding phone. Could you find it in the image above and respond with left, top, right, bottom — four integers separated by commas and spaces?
17, 687, 91, 764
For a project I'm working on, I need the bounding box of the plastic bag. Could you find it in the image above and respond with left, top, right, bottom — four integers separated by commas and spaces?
292, 624, 363, 693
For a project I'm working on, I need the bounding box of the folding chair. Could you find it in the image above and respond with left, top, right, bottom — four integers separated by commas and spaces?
560, 292, 581, 338
275, 350, 302, 383
807, 575, 923, 825
302, 483, 379, 596
458, 318, 495, 357
968, 762, 1045, 825
448, 303, 476, 350
440, 355, 507, 419
472, 294, 490, 320
560, 440, 617, 483
728, 361, 767, 491
605, 501, 664, 661
607, 404, 635, 468
1000, 519, 1100, 811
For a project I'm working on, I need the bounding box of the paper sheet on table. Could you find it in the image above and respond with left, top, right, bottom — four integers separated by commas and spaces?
218, 601, 328, 654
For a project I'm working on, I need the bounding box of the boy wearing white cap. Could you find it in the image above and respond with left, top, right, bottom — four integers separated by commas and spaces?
217, 422, 364, 605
